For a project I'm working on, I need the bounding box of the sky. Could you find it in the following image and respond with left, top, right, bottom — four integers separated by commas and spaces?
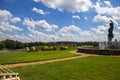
0, 0, 120, 42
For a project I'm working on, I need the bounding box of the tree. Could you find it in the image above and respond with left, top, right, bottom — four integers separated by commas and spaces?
15, 41, 24, 49
3, 39, 24, 50
0, 42, 5, 50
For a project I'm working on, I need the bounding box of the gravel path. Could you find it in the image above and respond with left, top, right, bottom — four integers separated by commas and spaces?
3, 51, 97, 68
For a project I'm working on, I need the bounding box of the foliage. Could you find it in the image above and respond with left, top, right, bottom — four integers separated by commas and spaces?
0, 42, 5, 50
12, 56, 120, 80
60, 46, 68, 50
3, 39, 24, 50
0, 39, 99, 50
41, 46, 58, 51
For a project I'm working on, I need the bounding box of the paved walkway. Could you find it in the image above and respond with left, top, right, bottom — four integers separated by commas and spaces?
3, 51, 97, 68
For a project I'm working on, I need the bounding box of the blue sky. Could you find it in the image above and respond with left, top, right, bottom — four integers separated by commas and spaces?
0, 0, 120, 42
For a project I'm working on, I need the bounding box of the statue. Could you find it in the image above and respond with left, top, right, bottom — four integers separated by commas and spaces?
108, 20, 114, 46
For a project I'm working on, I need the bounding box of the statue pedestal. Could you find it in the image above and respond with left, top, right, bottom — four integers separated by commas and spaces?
99, 42, 108, 50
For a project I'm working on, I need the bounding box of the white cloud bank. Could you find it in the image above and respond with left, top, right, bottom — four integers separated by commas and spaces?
93, 0, 120, 23
34, 0, 92, 13
0, 0, 120, 42
23, 18, 58, 32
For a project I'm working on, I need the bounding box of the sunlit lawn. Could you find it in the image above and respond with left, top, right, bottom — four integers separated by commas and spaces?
0, 50, 79, 64
12, 56, 120, 80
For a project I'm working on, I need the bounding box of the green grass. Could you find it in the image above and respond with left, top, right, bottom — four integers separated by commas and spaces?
0, 50, 78, 64
12, 56, 120, 80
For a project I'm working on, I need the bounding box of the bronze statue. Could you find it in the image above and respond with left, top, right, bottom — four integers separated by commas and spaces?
108, 20, 114, 45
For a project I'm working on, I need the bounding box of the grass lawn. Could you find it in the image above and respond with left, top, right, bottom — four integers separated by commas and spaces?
12, 56, 120, 80
0, 50, 79, 64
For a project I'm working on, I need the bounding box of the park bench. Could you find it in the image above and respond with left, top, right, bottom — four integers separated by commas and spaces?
0, 65, 20, 80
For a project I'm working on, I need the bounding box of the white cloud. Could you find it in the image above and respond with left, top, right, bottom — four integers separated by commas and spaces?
0, 21, 23, 32
23, 18, 36, 28
23, 18, 58, 32
93, 14, 112, 23
59, 25, 81, 34
10, 17, 21, 23
118, 27, 120, 30
0, 10, 12, 22
93, 1, 120, 23
56, 25, 81, 41
80, 30, 94, 36
72, 15, 80, 19
84, 17, 88, 20
91, 25, 108, 34
37, 20, 53, 30
34, 0, 92, 13
104, 1, 111, 7
32, 7, 48, 15
0, 10, 23, 33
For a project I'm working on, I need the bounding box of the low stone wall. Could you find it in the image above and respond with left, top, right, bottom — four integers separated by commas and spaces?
77, 48, 120, 55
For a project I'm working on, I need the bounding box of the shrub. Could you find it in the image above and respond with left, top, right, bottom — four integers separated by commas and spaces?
53, 46, 57, 50
41, 45, 50, 51
41, 46, 58, 51
60, 46, 68, 50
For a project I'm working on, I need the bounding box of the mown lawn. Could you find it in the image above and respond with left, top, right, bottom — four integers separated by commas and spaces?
0, 50, 79, 64
12, 56, 120, 80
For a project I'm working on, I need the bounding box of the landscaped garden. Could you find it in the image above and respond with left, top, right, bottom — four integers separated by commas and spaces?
11, 56, 120, 80
0, 50, 79, 65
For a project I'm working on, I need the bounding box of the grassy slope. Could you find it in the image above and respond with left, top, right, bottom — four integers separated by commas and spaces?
0, 50, 78, 64
12, 56, 120, 80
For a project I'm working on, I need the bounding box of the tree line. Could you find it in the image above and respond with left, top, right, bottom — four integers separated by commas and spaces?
0, 39, 99, 50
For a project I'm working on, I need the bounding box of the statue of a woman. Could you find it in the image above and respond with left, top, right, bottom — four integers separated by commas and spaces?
108, 20, 114, 45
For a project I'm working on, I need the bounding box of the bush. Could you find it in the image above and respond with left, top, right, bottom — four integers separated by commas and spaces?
41, 46, 49, 51
41, 46, 58, 51
53, 46, 57, 50
60, 46, 68, 50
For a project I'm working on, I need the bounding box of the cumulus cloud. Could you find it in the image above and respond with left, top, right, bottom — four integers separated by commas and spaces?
91, 25, 108, 34
58, 25, 81, 34
0, 10, 12, 22
10, 17, 21, 23
56, 25, 80, 41
93, 14, 112, 23
23, 18, 58, 32
0, 10, 23, 32
0, 22, 23, 32
93, 0, 120, 24
104, 1, 111, 7
72, 15, 80, 19
32, 7, 48, 15
34, 0, 92, 13
80, 30, 94, 36
23, 18, 36, 28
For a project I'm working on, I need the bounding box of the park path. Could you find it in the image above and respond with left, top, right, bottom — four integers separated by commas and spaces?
3, 51, 97, 68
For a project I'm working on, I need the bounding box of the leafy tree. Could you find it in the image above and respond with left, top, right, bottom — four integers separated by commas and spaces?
3, 39, 24, 50
0, 42, 5, 50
